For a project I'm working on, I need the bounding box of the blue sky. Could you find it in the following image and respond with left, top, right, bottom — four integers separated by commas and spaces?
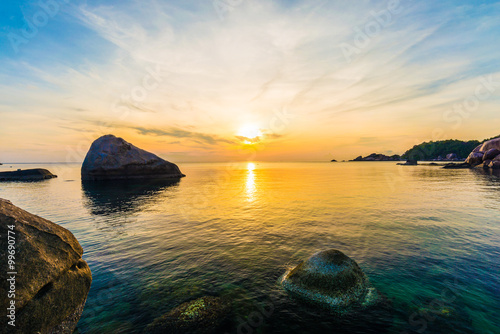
1, 0, 500, 162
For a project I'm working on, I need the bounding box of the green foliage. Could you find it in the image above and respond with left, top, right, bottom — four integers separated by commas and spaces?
482, 134, 500, 142
401, 139, 480, 161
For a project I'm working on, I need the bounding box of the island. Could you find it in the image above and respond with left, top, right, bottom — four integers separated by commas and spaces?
350, 153, 401, 161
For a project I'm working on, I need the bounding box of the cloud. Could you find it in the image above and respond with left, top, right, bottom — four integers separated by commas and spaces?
131, 126, 235, 146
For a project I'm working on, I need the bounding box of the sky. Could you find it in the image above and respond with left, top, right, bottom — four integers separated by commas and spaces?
1, 0, 500, 163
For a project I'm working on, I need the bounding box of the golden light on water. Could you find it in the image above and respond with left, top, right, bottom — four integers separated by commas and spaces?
246, 162, 257, 201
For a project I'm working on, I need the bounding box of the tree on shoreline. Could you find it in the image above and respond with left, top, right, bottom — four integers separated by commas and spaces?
402, 135, 500, 161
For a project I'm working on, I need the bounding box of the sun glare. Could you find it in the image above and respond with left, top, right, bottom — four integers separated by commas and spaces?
238, 124, 262, 139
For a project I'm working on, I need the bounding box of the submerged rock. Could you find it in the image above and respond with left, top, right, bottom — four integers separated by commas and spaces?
145, 296, 230, 334
397, 159, 418, 166
81, 134, 185, 181
0, 198, 92, 333
442, 162, 472, 169
281, 249, 381, 314
0, 168, 57, 181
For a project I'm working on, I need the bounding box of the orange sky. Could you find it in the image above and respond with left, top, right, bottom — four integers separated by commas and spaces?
1, 1, 500, 163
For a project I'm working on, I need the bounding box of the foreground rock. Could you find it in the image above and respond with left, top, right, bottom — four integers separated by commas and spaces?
281, 249, 381, 314
0, 199, 92, 333
145, 296, 230, 334
0, 168, 57, 181
82, 135, 185, 181
465, 137, 500, 168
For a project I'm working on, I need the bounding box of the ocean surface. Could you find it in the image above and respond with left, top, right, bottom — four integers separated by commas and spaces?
0, 162, 499, 334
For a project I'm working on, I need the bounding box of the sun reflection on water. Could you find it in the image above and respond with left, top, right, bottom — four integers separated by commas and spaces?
246, 163, 256, 201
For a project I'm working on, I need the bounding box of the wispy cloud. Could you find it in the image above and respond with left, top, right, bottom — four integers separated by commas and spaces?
131, 126, 236, 146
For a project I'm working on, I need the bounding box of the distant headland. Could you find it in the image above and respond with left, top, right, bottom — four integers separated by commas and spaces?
350, 153, 401, 162
331, 134, 500, 163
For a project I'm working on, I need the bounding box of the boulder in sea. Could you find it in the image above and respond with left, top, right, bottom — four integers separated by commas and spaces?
446, 153, 458, 161
466, 137, 500, 167
483, 148, 500, 161
483, 160, 492, 169
81, 134, 185, 181
465, 152, 484, 166
145, 296, 230, 334
0, 168, 57, 181
280, 249, 381, 314
472, 144, 483, 153
490, 155, 500, 169
0, 199, 92, 333
478, 137, 500, 152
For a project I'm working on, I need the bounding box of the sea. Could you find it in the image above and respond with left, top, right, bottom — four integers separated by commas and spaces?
0, 162, 499, 334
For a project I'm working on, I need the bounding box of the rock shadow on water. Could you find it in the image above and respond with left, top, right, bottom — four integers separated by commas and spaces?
471, 166, 500, 178
81, 179, 180, 216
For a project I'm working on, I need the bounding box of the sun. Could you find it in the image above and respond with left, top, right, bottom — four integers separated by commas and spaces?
238, 124, 262, 140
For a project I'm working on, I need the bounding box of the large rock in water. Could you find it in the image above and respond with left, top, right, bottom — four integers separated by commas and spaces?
0, 199, 92, 333
281, 249, 380, 313
446, 153, 458, 161
81, 135, 185, 181
466, 137, 500, 167
465, 152, 484, 166
489, 155, 500, 169
0, 169, 57, 181
483, 148, 500, 161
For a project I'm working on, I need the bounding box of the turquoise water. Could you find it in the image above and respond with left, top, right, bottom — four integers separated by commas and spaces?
0, 162, 499, 333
